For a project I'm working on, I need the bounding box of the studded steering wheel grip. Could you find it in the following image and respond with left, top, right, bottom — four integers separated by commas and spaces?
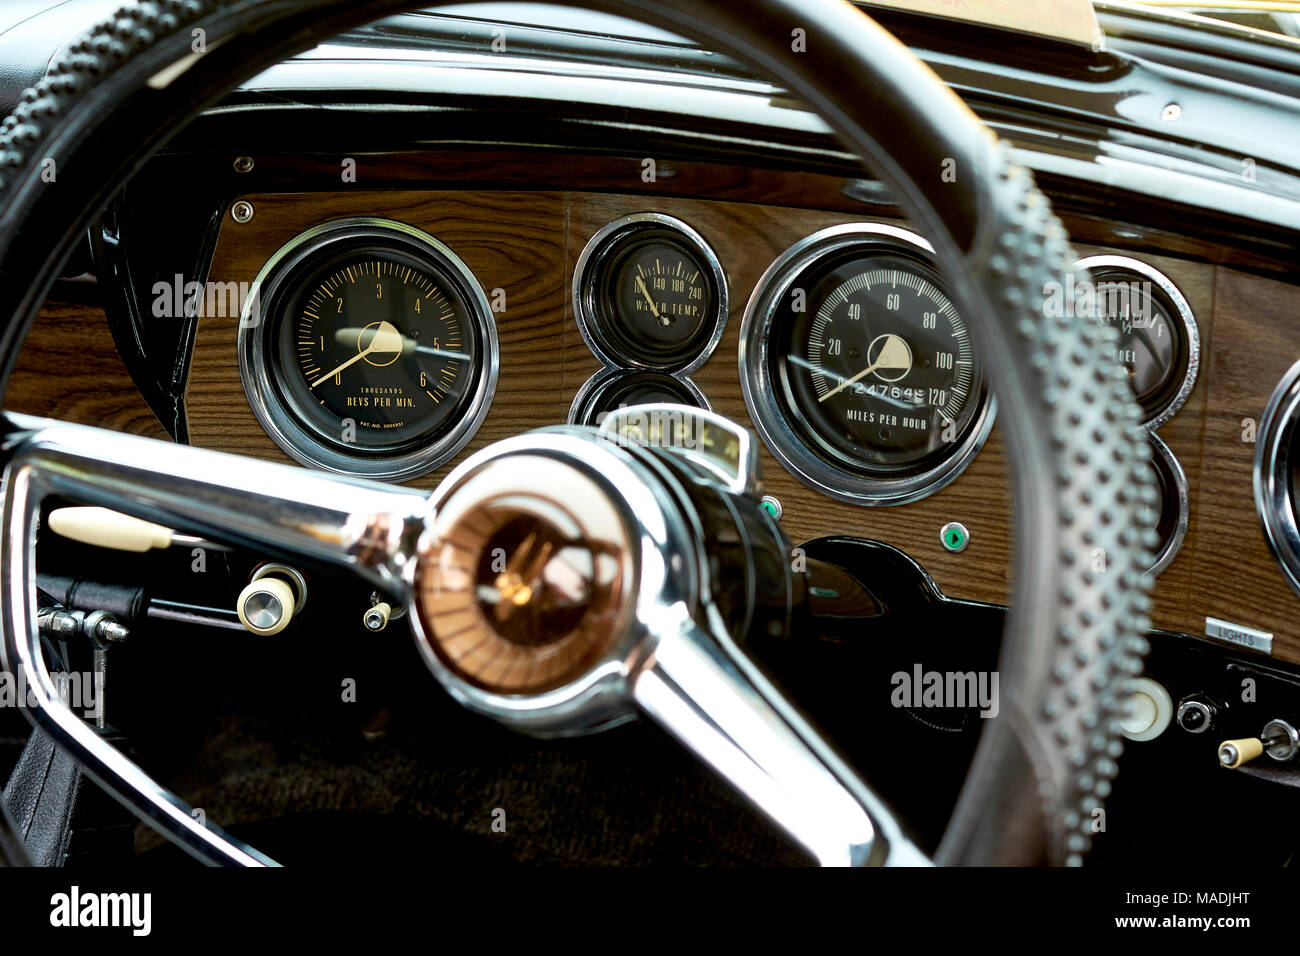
0, 0, 1154, 865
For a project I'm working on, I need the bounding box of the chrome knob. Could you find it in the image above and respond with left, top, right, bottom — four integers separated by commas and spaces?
237, 577, 295, 636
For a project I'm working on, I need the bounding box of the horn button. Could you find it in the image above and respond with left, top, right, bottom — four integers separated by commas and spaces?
415, 455, 634, 694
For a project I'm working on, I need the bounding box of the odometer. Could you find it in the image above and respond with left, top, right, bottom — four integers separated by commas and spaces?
740, 224, 993, 505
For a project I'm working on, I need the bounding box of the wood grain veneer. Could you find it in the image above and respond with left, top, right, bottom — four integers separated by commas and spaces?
161, 187, 1300, 666
4, 300, 169, 440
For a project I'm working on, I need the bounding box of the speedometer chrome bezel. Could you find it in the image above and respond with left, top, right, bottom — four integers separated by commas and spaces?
1255, 357, 1300, 596
739, 222, 995, 507
238, 217, 499, 482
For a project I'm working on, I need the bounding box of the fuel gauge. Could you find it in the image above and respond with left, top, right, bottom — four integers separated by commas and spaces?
1077, 255, 1199, 429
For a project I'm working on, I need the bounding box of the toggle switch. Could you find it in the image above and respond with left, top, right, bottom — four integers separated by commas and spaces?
1218, 737, 1264, 769
1218, 718, 1299, 769
363, 601, 392, 632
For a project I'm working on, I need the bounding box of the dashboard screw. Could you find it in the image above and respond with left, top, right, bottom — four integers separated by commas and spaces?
231, 200, 254, 223
232, 155, 254, 173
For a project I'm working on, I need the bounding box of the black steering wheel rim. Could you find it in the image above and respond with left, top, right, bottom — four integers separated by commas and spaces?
0, 0, 1155, 866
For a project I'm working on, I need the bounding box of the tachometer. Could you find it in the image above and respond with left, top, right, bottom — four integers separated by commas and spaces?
239, 218, 498, 480
740, 224, 993, 505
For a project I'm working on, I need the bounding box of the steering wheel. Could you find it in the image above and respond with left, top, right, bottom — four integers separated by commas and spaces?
0, 0, 1155, 866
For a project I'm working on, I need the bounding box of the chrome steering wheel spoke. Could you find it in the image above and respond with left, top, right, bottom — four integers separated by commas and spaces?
635, 608, 928, 866
2, 413, 923, 867
0, 412, 430, 865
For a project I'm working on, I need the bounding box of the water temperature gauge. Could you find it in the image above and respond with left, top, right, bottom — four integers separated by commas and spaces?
574, 213, 728, 373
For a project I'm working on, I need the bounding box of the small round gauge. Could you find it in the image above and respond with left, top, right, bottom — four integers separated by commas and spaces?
740, 224, 994, 505
240, 219, 498, 480
568, 368, 708, 427
1143, 435, 1189, 576
1077, 256, 1199, 428
574, 213, 727, 373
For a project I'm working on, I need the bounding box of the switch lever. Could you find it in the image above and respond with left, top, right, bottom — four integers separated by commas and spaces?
1218, 718, 1300, 769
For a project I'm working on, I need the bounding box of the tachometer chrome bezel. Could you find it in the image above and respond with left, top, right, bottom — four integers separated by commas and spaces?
238, 217, 498, 482
738, 222, 995, 507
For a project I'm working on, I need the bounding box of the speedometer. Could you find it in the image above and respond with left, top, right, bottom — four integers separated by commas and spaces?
740, 224, 993, 505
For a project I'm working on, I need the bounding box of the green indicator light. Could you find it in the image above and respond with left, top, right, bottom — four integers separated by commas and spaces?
940, 521, 969, 553
760, 495, 783, 520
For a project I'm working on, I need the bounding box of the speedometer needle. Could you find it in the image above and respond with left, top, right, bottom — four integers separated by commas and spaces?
817, 333, 912, 402
310, 320, 403, 389
635, 275, 669, 327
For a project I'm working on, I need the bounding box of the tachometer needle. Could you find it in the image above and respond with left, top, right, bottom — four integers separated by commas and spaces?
310, 320, 403, 389
817, 333, 912, 402
331, 327, 470, 362
635, 275, 669, 326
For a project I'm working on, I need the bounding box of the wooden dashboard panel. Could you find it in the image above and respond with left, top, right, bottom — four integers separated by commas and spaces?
4, 300, 168, 440
17, 185, 1284, 666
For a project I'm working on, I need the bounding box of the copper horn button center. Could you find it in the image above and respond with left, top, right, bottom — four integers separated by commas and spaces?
415, 456, 634, 694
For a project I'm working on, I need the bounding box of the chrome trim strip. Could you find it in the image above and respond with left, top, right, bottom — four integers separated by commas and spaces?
0, 414, 430, 865
1075, 254, 1200, 431
1255, 357, 1300, 598
738, 222, 996, 507
572, 212, 729, 376
238, 217, 499, 481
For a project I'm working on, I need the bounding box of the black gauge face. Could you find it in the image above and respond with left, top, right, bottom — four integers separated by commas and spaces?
272, 247, 481, 453
578, 217, 726, 371
240, 221, 498, 481
1145, 449, 1176, 562
604, 239, 712, 355
571, 370, 705, 426
775, 252, 985, 475
1143, 439, 1188, 575
1090, 267, 1191, 421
